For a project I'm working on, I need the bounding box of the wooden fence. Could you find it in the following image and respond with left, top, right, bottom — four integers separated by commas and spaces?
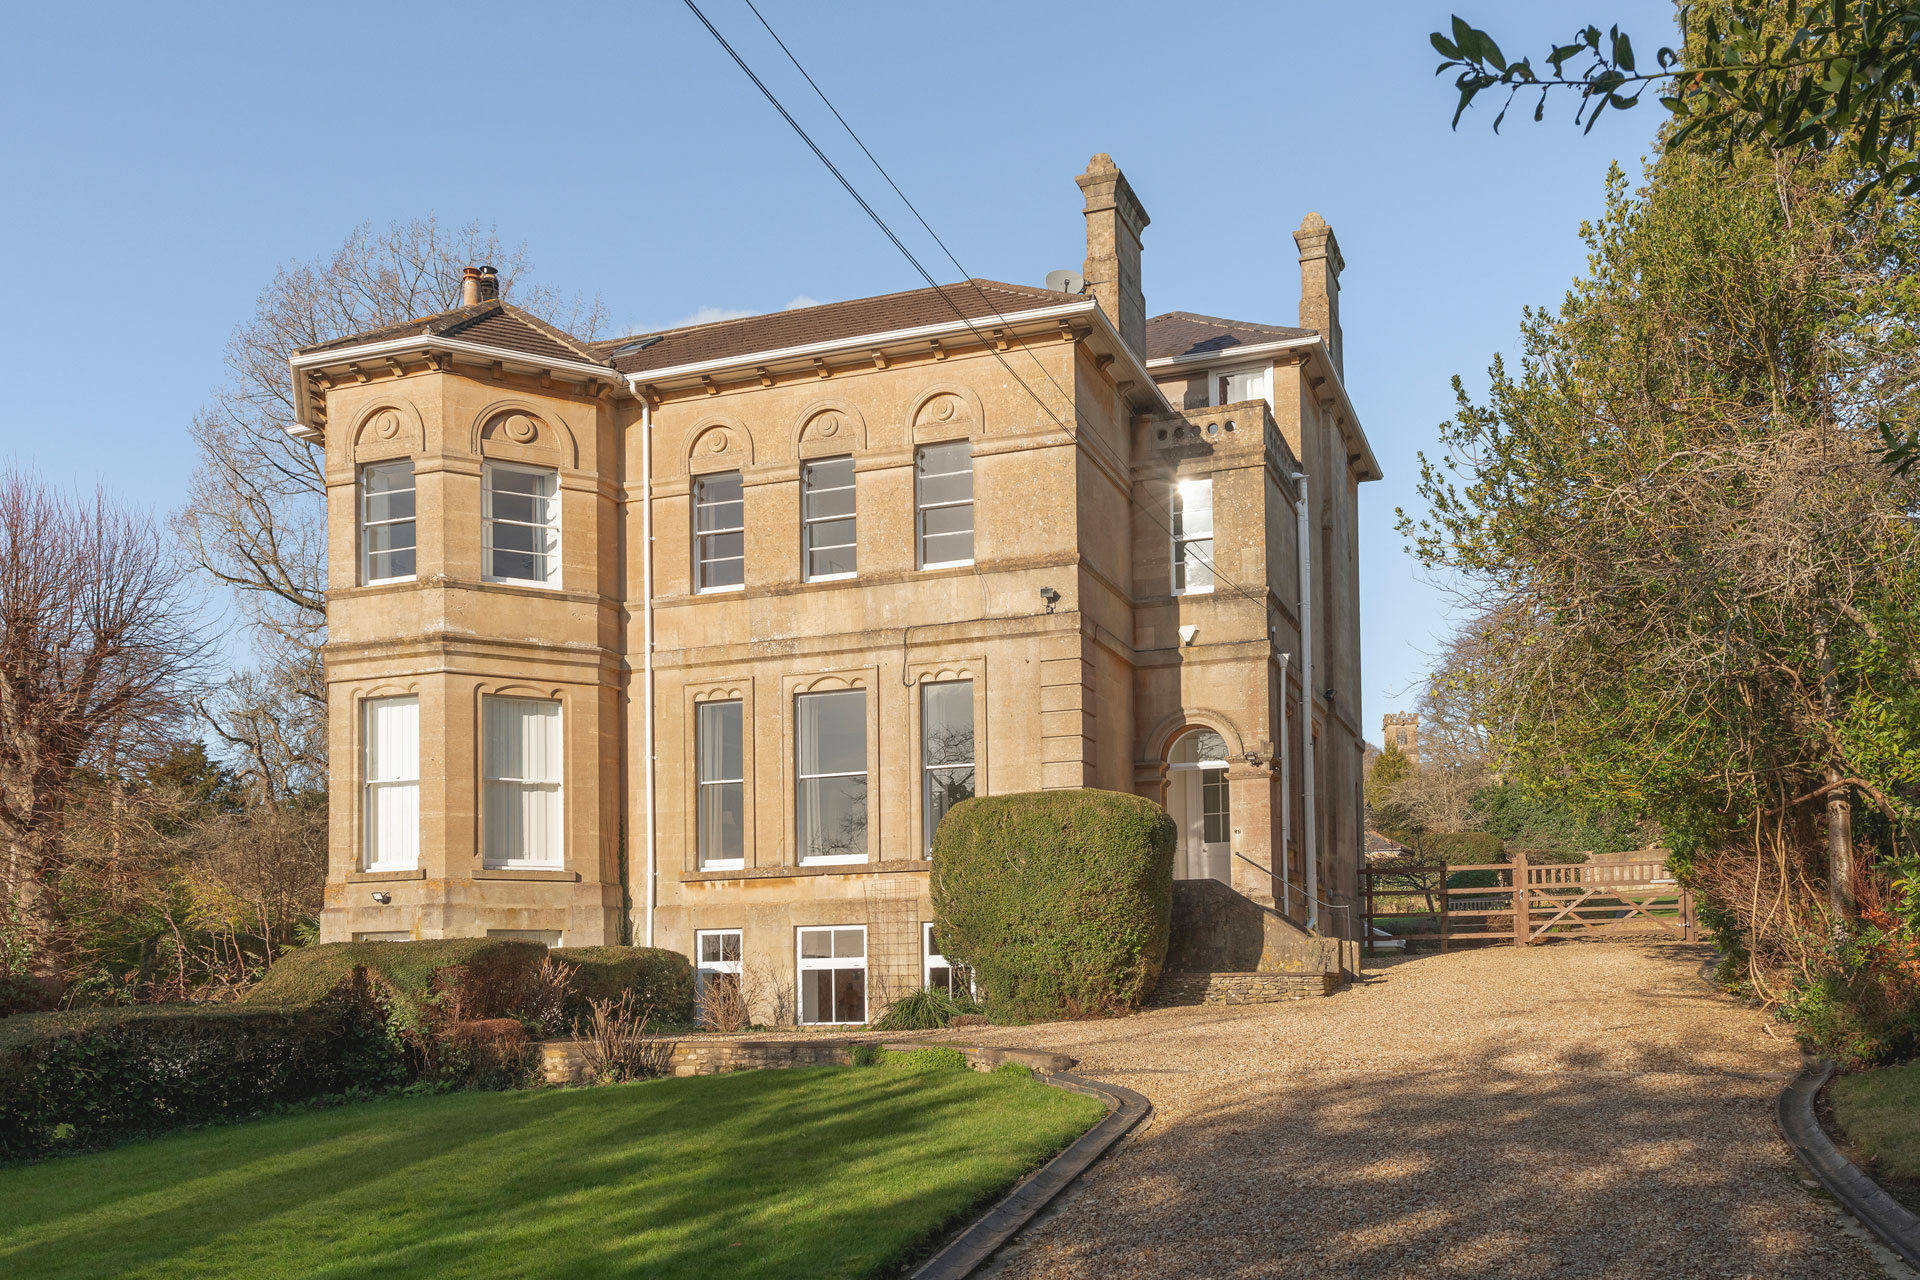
1362, 854, 1696, 950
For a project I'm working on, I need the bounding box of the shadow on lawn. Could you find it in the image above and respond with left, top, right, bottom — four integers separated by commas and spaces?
2, 1068, 1078, 1280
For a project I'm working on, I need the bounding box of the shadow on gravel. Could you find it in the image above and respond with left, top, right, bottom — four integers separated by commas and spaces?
1031, 1059, 1865, 1280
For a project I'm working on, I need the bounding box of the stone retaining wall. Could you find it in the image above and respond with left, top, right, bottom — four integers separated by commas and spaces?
536, 1036, 1074, 1085
1152, 971, 1342, 1005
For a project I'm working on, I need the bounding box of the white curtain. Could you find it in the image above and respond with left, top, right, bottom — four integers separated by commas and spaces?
484, 697, 562, 866
364, 696, 419, 869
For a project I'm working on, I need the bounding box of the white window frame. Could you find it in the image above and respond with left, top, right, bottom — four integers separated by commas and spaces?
795, 689, 868, 866
359, 459, 417, 586
915, 441, 975, 570
1171, 477, 1215, 597
920, 680, 975, 857
481, 695, 564, 869
696, 700, 745, 871
796, 925, 867, 1025
481, 461, 561, 588
801, 455, 858, 583
695, 928, 743, 1005
923, 921, 973, 997
1211, 363, 1270, 408
362, 695, 419, 871
694, 471, 746, 594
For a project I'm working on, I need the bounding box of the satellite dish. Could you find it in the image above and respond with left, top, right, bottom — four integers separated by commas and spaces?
1045, 269, 1085, 295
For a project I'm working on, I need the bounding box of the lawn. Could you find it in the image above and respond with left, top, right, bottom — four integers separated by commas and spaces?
0, 1063, 1106, 1280
1831, 1062, 1920, 1189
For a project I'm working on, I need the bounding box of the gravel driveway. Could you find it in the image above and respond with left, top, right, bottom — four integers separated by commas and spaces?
940, 938, 1884, 1280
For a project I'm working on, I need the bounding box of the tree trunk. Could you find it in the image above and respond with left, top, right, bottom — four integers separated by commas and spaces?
1826, 763, 1856, 923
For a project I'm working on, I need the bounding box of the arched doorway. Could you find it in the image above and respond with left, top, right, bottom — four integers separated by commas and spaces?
1167, 728, 1231, 884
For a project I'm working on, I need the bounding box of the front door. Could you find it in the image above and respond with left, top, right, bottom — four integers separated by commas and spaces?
1171, 765, 1231, 884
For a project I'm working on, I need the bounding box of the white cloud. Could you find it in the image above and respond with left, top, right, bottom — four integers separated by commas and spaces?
631, 294, 823, 336
781, 295, 821, 311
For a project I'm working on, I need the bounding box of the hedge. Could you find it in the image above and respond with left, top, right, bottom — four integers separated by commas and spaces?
243, 939, 694, 1029
930, 789, 1174, 1023
1383, 830, 1506, 866
552, 947, 693, 1025
0, 974, 403, 1160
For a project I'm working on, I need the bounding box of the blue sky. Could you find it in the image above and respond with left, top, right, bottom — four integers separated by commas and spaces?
0, 0, 1671, 742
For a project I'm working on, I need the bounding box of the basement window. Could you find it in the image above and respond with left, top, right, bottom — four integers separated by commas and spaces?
797, 926, 867, 1025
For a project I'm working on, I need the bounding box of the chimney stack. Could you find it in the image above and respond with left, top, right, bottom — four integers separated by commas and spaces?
1293, 213, 1344, 378
1076, 154, 1150, 358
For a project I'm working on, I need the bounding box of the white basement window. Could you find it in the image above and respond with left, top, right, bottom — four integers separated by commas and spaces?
923, 922, 973, 997
797, 926, 867, 1025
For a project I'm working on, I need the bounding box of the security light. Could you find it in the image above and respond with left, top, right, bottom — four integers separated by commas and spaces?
1039, 586, 1060, 613
371, 891, 392, 905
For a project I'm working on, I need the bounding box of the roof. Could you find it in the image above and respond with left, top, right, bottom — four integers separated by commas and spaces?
1365, 830, 1414, 856
598, 279, 1082, 376
295, 299, 606, 368
1145, 311, 1315, 363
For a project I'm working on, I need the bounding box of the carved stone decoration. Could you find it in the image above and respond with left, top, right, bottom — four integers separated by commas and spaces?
351, 401, 425, 459
907, 384, 984, 441
791, 401, 866, 458
372, 409, 402, 440
816, 414, 840, 438
709, 430, 731, 453
503, 413, 538, 444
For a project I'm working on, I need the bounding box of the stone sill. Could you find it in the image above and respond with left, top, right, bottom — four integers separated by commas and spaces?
680, 860, 932, 884
346, 869, 427, 883
473, 868, 580, 882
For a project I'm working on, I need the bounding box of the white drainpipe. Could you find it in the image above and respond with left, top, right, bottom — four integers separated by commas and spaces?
1276, 650, 1291, 918
1294, 472, 1318, 932
637, 395, 657, 947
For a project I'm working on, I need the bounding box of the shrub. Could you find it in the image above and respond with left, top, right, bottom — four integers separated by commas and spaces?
871, 986, 982, 1031
1385, 830, 1506, 866
570, 994, 674, 1083
846, 1042, 882, 1066
243, 940, 695, 1033
0, 973, 403, 1160
553, 947, 694, 1027
930, 789, 1174, 1024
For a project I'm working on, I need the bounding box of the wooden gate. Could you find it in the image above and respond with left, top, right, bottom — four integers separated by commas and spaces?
1362, 853, 1696, 951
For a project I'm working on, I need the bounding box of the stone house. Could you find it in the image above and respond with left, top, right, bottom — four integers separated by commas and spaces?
289, 154, 1379, 1023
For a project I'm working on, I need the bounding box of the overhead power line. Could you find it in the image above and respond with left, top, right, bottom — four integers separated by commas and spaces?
682, 0, 1279, 617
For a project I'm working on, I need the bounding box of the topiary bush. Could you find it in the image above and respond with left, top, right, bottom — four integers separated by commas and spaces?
0, 973, 404, 1160
930, 789, 1174, 1024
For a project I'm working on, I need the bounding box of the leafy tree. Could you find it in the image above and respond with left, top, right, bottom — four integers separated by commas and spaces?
1402, 141, 1920, 1016
1433, 3, 1920, 197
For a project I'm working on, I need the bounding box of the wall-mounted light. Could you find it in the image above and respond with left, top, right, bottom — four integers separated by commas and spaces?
1178, 624, 1198, 647
1039, 585, 1060, 614
371, 891, 392, 905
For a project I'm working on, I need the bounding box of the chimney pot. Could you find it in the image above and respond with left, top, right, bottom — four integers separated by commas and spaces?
477, 265, 499, 302
461, 265, 483, 307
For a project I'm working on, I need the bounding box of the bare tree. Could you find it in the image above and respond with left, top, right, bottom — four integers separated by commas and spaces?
0, 470, 208, 974
174, 217, 605, 790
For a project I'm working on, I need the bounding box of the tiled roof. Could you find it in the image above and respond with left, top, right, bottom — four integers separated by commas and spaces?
1146, 311, 1315, 363
294, 300, 605, 368
598, 279, 1083, 376
1365, 830, 1413, 856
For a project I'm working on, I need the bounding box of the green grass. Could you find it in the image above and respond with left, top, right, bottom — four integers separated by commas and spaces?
1832, 1062, 1920, 1183
0, 1066, 1105, 1280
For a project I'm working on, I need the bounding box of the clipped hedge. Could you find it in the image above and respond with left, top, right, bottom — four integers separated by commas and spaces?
930, 789, 1174, 1024
552, 947, 694, 1025
243, 939, 694, 1029
0, 975, 403, 1160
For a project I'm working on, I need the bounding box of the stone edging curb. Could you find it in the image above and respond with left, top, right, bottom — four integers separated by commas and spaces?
908, 1068, 1153, 1280
1777, 1059, 1920, 1268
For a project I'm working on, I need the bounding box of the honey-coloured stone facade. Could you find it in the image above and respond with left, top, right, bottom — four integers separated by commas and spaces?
293, 154, 1379, 1021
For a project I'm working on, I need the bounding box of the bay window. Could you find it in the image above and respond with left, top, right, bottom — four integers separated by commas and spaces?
482, 696, 563, 867
360, 460, 416, 584
483, 463, 559, 586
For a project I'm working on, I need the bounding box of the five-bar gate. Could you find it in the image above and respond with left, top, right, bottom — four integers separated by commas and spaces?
1362, 853, 1696, 951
